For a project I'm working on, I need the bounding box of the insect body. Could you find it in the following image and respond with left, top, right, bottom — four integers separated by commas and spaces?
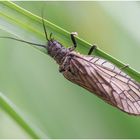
1, 18, 140, 116
46, 34, 140, 115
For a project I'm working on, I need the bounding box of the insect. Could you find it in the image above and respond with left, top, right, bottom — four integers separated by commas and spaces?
1, 17, 140, 116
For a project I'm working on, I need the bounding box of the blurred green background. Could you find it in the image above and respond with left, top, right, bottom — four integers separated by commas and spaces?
0, 1, 140, 138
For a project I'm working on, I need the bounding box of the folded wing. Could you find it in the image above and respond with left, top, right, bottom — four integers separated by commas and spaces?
63, 53, 140, 115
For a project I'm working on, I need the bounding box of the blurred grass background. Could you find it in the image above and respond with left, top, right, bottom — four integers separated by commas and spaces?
0, 1, 140, 138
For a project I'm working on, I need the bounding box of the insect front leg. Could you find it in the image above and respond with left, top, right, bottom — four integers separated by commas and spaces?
59, 55, 76, 76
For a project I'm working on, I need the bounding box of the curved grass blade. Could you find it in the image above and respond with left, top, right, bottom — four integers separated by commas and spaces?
0, 92, 47, 138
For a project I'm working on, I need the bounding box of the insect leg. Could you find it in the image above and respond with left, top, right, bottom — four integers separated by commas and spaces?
70, 32, 78, 49
120, 64, 129, 70
59, 55, 72, 73
88, 45, 97, 55
59, 56, 69, 72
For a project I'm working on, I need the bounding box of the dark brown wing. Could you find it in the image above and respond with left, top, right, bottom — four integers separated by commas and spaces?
62, 52, 140, 115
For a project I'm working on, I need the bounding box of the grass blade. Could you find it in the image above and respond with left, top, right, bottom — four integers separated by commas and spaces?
0, 1, 139, 82
0, 92, 47, 138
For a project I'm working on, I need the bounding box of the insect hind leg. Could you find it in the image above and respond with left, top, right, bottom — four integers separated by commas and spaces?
88, 45, 97, 55
120, 64, 129, 70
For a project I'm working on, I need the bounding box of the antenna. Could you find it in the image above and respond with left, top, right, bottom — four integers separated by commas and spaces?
41, 10, 49, 41
0, 36, 46, 48
0, 11, 50, 48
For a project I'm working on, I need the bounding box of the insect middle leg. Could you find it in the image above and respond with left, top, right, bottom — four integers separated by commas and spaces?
88, 45, 97, 55
70, 32, 78, 49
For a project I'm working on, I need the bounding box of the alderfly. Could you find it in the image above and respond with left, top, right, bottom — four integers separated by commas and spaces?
1, 17, 140, 116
